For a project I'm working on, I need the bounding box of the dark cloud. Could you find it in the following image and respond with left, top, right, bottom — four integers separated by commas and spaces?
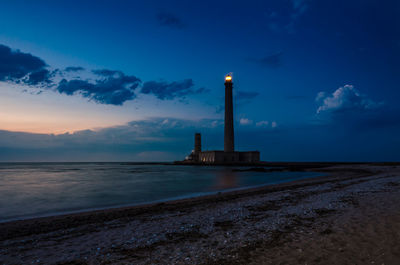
1, 43, 203, 105
25, 69, 51, 85
249, 51, 283, 68
215, 105, 224, 114
65, 66, 85, 72
236, 90, 260, 107
156, 12, 185, 29
266, 0, 310, 33
0, 44, 51, 85
237, 91, 259, 100
141, 79, 205, 100
92, 69, 121, 76
291, 0, 309, 18
56, 71, 141, 105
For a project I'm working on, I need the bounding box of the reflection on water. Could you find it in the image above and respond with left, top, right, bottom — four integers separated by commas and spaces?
0, 163, 321, 222
214, 169, 238, 190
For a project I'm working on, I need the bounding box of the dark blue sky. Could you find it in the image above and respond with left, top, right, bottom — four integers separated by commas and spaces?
0, 0, 399, 161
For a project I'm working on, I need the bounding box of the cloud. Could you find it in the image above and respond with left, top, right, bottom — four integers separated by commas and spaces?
266, 0, 310, 33
1, 43, 203, 105
215, 105, 224, 114
156, 12, 185, 29
92, 69, 121, 76
255, 120, 278, 128
59, 72, 204, 104
2, 114, 400, 162
312, 85, 400, 133
0, 44, 51, 85
0, 117, 286, 162
249, 52, 283, 68
239, 118, 253, 125
256, 120, 269, 127
291, 0, 309, 18
65, 66, 85, 72
0, 118, 226, 161
56, 70, 141, 105
141, 79, 205, 100
316, 85, 383, 114
236, 91, 259, 100
211, 120, 222, 128
25, 69, 51, 85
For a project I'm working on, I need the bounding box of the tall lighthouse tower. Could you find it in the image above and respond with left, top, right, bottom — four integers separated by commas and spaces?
224, 74, 234, 152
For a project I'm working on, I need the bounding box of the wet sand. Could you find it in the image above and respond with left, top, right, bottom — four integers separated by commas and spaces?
1, 163, 399, 264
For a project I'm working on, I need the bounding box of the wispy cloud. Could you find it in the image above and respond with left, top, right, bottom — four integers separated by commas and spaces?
236, 91, 259, 100
266, 0, 311, 33
256, 120, 269, 127
240, 118, 278, 128
291, 0, 309, 19
255, 120, 277, 128
248, 51, 283, 68
239, 118, 253, 125
156, 11, 185, 29
141, 79, 206, 100
64, 66, 85, 72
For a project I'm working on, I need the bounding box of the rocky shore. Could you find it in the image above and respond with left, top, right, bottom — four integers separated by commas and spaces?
1, 163, 399, 264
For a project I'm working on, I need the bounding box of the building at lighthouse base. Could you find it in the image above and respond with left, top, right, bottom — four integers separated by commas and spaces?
181, 148, 260, 165
181, 133, 260, 165
198, 150, 259, 164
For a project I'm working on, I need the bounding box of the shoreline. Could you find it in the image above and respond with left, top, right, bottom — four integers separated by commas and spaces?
1, 163, 399, 264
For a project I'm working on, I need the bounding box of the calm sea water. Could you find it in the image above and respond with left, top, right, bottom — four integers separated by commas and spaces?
0, 163, 321, 222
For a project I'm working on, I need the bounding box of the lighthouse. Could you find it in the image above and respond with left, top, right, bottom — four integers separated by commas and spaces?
224, 74, 234, 152
180, 73, 260, 164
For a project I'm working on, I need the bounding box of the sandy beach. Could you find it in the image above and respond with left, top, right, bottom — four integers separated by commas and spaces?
1, 163, 399, 264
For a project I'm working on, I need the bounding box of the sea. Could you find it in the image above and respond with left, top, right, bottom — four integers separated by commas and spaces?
0, 163, 321, 222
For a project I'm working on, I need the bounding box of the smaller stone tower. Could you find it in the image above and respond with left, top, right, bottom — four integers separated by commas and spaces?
194, 133, 201, 154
